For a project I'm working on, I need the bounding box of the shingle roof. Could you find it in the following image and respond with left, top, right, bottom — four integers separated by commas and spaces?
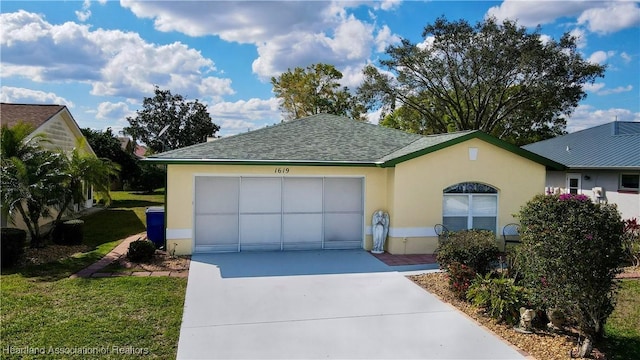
0, 103, 66, 129
522, 121, 640, 169
147, 113, 563, 169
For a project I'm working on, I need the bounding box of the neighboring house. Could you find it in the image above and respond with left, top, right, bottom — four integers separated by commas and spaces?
118, 136, 147, 159
523, 121, 640, 221
146, 114, 563, 255
0, 103, 96, 227
119, 136, 136, 154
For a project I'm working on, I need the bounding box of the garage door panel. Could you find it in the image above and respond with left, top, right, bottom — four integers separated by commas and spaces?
195, 214, 238, 246
194, 176, 364, 252
324, 213, 363, 242
195, 177, 239, 213
324, 178, 363, 212
283, 178, 323, 212
240, 214, 282, 250
283, 214, 323, 249
240, 177, 281, 213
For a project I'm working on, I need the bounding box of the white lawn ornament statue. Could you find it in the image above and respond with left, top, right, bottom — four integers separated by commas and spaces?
371, 210, 389, 254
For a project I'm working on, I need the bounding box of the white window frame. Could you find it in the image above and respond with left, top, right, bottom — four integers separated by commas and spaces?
442, 183, 498, 233
566, 173, 582, 195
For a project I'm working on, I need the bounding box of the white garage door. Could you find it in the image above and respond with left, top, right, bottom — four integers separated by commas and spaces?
194, 176, 364, 252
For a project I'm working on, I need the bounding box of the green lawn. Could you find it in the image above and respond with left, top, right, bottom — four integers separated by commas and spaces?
1, 191, 186, 359
603, 279, 640, 360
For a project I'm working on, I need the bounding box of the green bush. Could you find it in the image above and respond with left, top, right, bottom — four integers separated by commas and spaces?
127, 162, 165, 193
1, 228, 26, 268
127, 239, 156, 263
446, 262, 476, 299
516, 193, 624, 339
467, 273, 530, 325
60, 220, 84, 245
436, 229, 500, 275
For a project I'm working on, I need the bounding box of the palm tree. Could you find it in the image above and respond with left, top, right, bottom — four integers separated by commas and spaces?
54, 140, 120, 223
1, 123, 67, 247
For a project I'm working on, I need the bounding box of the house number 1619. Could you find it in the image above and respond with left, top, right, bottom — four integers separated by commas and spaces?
274, 168, 290, 174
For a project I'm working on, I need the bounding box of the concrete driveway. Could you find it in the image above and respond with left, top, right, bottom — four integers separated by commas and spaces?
177, 250, 526, 360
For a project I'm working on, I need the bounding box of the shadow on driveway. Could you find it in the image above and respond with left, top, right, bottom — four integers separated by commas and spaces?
192, 249, 439, 278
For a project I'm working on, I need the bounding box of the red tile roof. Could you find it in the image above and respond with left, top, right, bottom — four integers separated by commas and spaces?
0, 103, 66, 129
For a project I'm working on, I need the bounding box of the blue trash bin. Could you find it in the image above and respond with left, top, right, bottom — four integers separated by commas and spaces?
145, 206, 165, 248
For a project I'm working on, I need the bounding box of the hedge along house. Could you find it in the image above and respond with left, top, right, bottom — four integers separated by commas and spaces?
146, 114, 564, 256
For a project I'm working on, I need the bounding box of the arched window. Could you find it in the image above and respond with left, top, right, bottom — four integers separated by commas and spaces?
443, 182, 498, 233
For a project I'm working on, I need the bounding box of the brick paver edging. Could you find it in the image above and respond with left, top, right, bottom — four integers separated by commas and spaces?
69, 233, 189, 279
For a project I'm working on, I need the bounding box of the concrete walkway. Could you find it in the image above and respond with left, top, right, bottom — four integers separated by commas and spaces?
177, 251, 527, 359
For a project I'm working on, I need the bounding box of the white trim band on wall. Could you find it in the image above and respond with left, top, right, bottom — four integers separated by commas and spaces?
365, 226, 437, 237
166, 228, 192, 239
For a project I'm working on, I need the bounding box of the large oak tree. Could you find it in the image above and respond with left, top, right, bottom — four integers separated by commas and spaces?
124, 87, 220, 153
358, 17, 606, 145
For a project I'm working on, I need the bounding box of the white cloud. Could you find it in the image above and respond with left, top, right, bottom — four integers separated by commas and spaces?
120, 1, 395, 83
0, 11, 234, 102
416, 36, 435, 50
583, 82, 634, 96
379, 0, 402, 11
208, 98, 281, 136
95, 101, 134, 121
251, 16, 379, 81
0, 86, 74, 107
621, 52, 632, 63
577, 2, 640, 34
486, 0, 593, 27
366, 108, 384, 125
0, 10, 52, 46
487, 1, 640, 34
583, 82, 606, 93
374, 25, 401, 52
568, 27, 587, 48
566, 104, 640, 132
75, 0, 92, 22
120, 0, 340, 43
588, 50, 616, 64
339, 65, 368, 90
597, 85, 634, 95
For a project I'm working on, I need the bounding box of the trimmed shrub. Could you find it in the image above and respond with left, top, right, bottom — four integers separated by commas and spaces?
516, 193, 624, 339
1, 228, 26, 268
61, 220, 84, 245
436, 229, 500, 276
127, 239, 156, 263
467, 273, 530, 325
447, 262, 476, 299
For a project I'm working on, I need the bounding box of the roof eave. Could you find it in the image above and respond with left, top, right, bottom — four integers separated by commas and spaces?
143, 157, 383, 167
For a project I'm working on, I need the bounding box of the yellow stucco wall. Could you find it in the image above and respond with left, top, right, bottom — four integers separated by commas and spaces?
165, 164, 390, 255
165, 138, 547, 255
387, 138, 546, 254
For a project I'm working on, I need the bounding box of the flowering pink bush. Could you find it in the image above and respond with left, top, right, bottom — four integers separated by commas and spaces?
622, 218, 640, 267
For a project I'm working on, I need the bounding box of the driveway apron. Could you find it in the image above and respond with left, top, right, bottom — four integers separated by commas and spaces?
177, 250, 525, 359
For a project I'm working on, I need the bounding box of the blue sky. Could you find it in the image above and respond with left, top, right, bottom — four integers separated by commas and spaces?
1, 1, 639, 137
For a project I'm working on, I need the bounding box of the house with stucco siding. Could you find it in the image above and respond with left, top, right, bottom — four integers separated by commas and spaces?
146, 114, 564, 255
